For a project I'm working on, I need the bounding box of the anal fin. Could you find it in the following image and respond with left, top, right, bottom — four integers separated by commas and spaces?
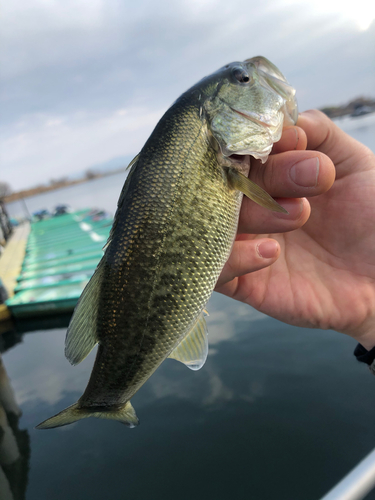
168, 312, 208, 371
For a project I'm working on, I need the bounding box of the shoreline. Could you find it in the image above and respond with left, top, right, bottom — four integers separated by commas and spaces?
319, 97, 375, 119
3, 167, 127, 203
4, 99, 374, 204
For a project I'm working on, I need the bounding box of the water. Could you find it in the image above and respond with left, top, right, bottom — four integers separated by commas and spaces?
335, 112, 375, 152
6, 173, 126, 221
2, 114, 375, 500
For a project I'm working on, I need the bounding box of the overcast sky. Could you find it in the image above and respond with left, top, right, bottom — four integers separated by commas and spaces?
1, 0, 374, 191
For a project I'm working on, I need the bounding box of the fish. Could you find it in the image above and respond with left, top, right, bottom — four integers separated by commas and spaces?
36, 56, 297, 429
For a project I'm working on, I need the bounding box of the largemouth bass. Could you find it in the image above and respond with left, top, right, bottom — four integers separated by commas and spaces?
37, 56, 297, 429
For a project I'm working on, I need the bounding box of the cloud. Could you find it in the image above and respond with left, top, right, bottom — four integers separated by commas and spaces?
1, 0, 374, 190
2, 295, 264, 410
0, 106, 163, 188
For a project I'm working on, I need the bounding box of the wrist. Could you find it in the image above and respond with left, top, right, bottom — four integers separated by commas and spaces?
351, 330, 375, 351
339, 312, 375, 350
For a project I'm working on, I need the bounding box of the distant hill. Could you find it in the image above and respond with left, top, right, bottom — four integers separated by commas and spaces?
87, 155, 133, 174
320, 97, 375, 119
2, 155, 135, 203
67, 155, 133, 180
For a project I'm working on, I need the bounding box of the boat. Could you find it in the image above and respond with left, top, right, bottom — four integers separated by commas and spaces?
1, 208, 112, 319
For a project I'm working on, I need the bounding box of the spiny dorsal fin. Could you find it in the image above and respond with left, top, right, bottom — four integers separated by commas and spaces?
103, 153, 140, 252
168, 312, 208, 371
226, 167, 288, 214
65, 259, 105, 365
125, 153, 140, 171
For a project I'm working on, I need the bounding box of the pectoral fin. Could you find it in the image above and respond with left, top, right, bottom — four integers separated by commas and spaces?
168, 312, 208, 371
226, 167, 288, 214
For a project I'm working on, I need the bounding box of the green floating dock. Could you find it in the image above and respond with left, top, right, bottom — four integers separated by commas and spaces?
5, 209, 112, 318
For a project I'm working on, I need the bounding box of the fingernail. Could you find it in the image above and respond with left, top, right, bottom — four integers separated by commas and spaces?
257, 240, 278, 259
290, 157, 319, 187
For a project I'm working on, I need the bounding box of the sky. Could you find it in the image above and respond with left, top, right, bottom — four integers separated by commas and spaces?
1, 0, 374, 191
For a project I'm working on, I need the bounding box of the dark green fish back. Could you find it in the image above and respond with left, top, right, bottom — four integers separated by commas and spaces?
79, 92, 242, 407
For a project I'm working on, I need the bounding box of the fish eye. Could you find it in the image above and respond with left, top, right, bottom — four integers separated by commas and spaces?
232, 67, 251, 84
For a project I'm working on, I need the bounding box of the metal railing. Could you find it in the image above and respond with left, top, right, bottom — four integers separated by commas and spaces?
320, 448, 375, 500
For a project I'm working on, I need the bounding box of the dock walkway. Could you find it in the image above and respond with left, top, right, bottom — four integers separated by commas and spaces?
0, 224, 30, 320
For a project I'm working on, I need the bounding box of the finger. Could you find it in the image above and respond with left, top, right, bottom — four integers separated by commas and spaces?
250, 150, 336, 198
297, 110, 371, 178
271, 126, 307, 155
238, 197, 310, 234
215, 237, 280, 288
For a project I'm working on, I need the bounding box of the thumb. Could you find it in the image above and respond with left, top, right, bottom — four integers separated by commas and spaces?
297, 110, 371, 179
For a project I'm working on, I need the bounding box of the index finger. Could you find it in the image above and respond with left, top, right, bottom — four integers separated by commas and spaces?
271, 126, 307, 155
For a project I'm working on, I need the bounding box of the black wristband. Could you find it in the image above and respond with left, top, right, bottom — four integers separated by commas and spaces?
354, 344, 375, 375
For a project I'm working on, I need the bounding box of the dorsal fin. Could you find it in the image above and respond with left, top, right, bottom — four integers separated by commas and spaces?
168, 312, 208, 371
66, 154, 141, 364
103, 153, 140, 252
65, 260, 105, 365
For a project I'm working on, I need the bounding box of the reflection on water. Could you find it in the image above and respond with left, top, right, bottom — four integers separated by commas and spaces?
1, 293, 374, 500
13, 314, 71, 335
0, 354, 30, 500
0, 326, 23, 354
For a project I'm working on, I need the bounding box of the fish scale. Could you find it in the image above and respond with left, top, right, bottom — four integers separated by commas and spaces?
36, 56, 297, 429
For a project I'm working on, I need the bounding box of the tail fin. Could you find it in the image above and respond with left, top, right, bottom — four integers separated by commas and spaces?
35, 401, 139, 430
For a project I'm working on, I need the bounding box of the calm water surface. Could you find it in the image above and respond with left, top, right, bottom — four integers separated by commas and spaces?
2, 114, 375, 500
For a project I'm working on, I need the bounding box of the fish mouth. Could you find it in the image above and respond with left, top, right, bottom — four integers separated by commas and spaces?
230, 107, 281, 128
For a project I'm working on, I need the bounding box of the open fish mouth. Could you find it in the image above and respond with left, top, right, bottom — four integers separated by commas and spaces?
230, 107, 281, 129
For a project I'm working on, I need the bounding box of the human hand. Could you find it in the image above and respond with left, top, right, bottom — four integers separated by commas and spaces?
216, 110, 375, 349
